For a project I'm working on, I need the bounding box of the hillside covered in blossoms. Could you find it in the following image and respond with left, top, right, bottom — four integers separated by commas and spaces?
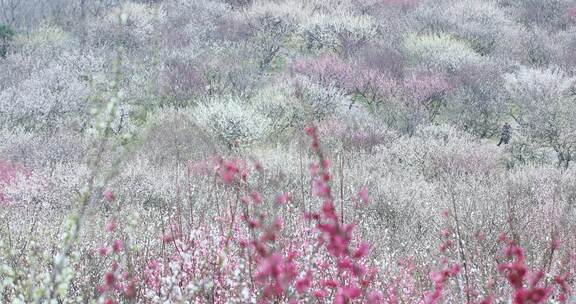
1, 0, 576, 303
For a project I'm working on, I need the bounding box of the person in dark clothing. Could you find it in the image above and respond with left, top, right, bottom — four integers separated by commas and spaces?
497, 123, 511, 146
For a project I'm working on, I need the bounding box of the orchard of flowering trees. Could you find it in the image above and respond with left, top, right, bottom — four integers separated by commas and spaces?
1, 0, 576, 303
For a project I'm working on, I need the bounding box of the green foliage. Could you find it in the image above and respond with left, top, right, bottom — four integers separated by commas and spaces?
503, 134, 555, 169
0, 24, 15, 58
251, 81, 303, 132
405, 32, 484, 73
16, 25, 76, 56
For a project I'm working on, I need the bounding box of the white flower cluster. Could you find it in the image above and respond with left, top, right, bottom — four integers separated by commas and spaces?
413, 0, 523, 56
0, 50, 105, 131
504, 66, 576, 166
299, 7, 378, 55
191, 96, 273, 147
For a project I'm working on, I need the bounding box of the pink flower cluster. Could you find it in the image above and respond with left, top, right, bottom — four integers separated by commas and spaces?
568, 6, 576, 20
402, 72, 452, 105
380, 0, 420, 8
423, 263, 460, 304
293, 55, 352, 88
293, 55, 398, 103
0, 159, 29, 204
97, 217, 137, 304
294, 55, 458, 110
304, 125, 382, 303
103, 128, 575, 303
498, 237, 551, 304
